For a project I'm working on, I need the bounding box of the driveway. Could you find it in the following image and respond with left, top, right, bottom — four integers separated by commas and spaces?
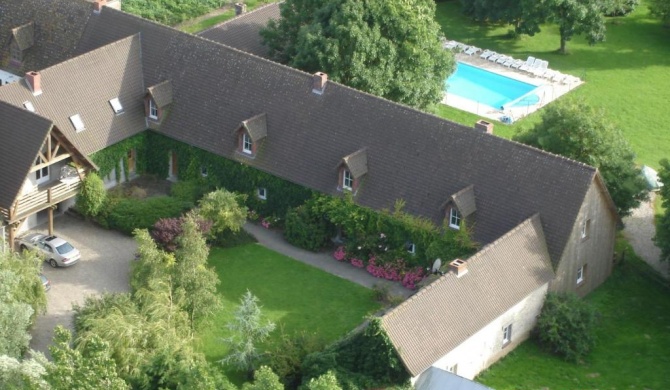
29, 213, 136, 356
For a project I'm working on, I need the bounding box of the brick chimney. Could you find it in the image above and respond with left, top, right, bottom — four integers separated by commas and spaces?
474, 119, 493, 134
93, 0, 107, 13
449, 259, 468, 278
25, 71, 42, 96
235, 3, 247, 15
312, 72, 328, 95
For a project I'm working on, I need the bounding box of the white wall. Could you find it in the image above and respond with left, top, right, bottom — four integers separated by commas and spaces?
424, 283, 548, 380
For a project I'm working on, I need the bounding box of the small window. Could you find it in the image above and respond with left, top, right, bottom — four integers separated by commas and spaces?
445, 364, 458, 374
581, 218, 591, 240
148, 99, 158, 120
257, 187, 267, 200
407, 243, 416, 255
449, 208, 461, 229
342, 169, 353, 190
200, 166, 208, 177
35, 158, 49, 184
23, 101, 35, 112
69, 114, 85, 132
109, 97, 123, 114
242, 133, 253, 154
577, 265, 586, 285
502, 324, 513, 347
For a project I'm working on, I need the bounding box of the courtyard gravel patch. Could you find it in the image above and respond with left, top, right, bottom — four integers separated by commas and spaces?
623, 192, 668, 279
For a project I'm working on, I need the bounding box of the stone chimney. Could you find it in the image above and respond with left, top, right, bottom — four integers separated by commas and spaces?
106, 0, 122, 10
93, 0, 107, 13
235, 3, 247, 15
25, 71, 42, 96
474, 119, 493, 134
449, 259, 468, 278
312, 72, 328, 95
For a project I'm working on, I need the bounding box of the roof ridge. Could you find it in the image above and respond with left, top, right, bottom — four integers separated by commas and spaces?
504, 136, 599, 172
465, 214, 541, 264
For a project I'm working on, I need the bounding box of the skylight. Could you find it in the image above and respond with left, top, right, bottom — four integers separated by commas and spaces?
69, 114, 85, 132
109, 97, 123, 114
23, 101, 35, 112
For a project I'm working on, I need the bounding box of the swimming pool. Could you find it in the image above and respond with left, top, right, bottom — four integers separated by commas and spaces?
445, 62, 539, 109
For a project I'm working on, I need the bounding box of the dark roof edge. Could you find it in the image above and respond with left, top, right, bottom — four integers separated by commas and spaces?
198, 1, 282, 35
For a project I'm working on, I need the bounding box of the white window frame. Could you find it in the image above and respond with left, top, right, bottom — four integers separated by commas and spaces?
342, 169, 353, 190
577, 265, 585, 284
581, 218, 591, 239
502, 324, 513, 346
407, 243, 416, 255
257, 187, 267, 200
109, 97, 123, 114
148, 99, 158, 120
445, 364, 458, 374
200, 166, 208, 177
449, 208, 461, 229
35, 158, 49, 185
69, 114, 85, 132
242, 133, 253, 154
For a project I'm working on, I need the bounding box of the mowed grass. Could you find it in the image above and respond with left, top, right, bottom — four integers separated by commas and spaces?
476, 244, 670, 389
196, 244, 380, 384
435, 1, 670, 168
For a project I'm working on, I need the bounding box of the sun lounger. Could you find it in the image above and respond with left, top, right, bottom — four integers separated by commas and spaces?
510, 59, 524, 69
464, 46, 480, 56
443, 40, 458, 50
496, 55, 511, 64
519, 56, 535, 72
551, 72, 567, 83
479, 50, 494, 59
503, 58, 515, 67
541, 69, 557, 79
456, 42, 468, 50
487, 53, 500, 62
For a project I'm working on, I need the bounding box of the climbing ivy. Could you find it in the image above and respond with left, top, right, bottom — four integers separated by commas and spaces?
89, 133, 147, 181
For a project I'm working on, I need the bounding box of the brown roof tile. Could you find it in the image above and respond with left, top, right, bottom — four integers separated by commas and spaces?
11, 22, 34, 51
451, 185, 476, 217
242, 113, 267, 141
342, 148, 368, 179
147, 80, 172, 108
381, 215, 554, 376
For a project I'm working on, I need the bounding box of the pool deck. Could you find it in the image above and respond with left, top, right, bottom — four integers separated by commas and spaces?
443, 53, 583, 123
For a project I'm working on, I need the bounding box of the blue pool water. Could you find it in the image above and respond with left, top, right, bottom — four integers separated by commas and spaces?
445, 63, 538, 109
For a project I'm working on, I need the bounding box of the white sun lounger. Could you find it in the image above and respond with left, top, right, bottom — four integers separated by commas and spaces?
443, 40, 458, 50
518, 56, 536, 72
464, 46, 480, 55
532, 60, 549, 76
487, 53, 500, 62
510, 59, 524, 69
496, 55, 511, 64
503, 58, 515, 67
479, 50, 494, 59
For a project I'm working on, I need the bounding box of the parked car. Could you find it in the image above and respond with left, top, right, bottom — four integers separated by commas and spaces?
17, 233, 80, 268
40, 273, 51, 291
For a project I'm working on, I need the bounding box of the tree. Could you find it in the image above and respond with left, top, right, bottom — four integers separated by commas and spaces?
47, 326, 128, 390
304, 371, 343, 390
261, 0, 455, 110
515, 99, 648, 217
653, 159, 670, 262
242, 366, 284, 390
197, 189, 247, 236
0, 354, 49, 390
649, 0, 670, 25
535, 293, 599, 362
518, 0, 606, 53
76, 172, 107, 218
220, 290, 276, 377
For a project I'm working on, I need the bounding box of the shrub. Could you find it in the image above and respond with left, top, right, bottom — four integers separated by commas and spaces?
76, 172, 107, 218
151, 216, 213, 251
284, 206, 332, 252
212, 228, 258, 248
171, 179, 211, 203
267, 330, 327, 389
104, 196, 192, 235
535, 293, 599, 362
197, 189, 248, 235
603, 0, 639, 16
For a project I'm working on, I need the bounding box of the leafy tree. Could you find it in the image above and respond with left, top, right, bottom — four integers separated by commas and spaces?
242, 366, 284, 390
305, 371, 343, 390
0, 354, 49, 390
535, 293, 599, 362
197, 189, 248, 236
267, 330, 326, 388
47, 326, 128, 390
261, 0, 454, 110
649, 0, 670, 25
515, 99, 648, 217
76, 172, 107, 218
221, 290, 276, 377
653, 159, 670, 262
0, 247, 47, 321
0, 271, 34, 358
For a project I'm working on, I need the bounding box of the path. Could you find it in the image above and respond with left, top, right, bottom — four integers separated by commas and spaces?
243, 223, 413, 299
623, 192, 668, 278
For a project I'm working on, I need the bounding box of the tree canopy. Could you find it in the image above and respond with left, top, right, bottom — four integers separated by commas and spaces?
261, 0, 455, 109
649, 0, 670, 26
515, 98, 648, 217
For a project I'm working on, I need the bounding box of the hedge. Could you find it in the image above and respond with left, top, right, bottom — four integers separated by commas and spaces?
101, 196, 192, 235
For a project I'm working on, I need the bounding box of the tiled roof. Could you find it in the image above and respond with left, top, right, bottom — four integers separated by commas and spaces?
242, 113, 267, 141
415, 367, 493, 390
0, 101, 52, 209
381, 215, 555, 376
72, 6, 601, 265
147, 80, 172, 108
451, 185, 476, 217
342, 148, 368, 179
0, 35, 147, 156
11, 22, 34, 51
197, 2, 280, 58
0, 0, 93, 71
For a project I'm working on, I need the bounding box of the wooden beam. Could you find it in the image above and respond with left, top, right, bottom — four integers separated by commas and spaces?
38, 151, 47, 164
47, 208, 54, 235
29, 153, 72, 173
8, 224, 15, 252
51, 142, 61, 159
47, 133, 52, 161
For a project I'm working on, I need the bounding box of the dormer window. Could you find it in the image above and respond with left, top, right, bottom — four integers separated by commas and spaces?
69, 114, 85, 132
242, 132, 253, 154
109, 97, 123, 114
23, 101, 35, 112
146, 80, 172, 123
449, 208, 461, 229
342, 169, 353, 190
148, 99, 158, 120
236, 113, 267, 158
338, 148, 367, 193
9, 41, 22, 63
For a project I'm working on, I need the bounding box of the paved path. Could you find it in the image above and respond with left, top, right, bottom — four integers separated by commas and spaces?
623, 192, 668, 278
244, 223, 413, 299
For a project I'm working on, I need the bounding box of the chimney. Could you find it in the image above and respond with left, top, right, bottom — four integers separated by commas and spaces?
312, 72, 328, 95
449, 259, 468, 278
235, 3, 247, 15
25, 71, 42, 96
475, 119, 493, 134
93, 0, 107, 13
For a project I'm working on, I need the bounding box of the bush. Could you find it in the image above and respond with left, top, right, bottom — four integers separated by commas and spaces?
603, 0, 639, 16
76, 172, 107, 218
151, 216, 213, 251
284, 206, 332, 252
212, 228, 258, 248
171, 179, 211, 204
104, 196, 192, 235
535, 293, 599, 362
266, 330, 327, 389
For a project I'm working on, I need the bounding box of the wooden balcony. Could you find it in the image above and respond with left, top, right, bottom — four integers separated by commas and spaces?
3, 179, 82, 223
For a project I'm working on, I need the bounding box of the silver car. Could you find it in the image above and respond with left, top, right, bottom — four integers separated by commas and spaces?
17, 233, 81, 268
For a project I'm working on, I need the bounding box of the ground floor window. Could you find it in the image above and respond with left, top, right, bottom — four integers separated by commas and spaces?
502, 323, 513, 347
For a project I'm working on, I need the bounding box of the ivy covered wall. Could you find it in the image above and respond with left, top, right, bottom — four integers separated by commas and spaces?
89, 132, 148, 181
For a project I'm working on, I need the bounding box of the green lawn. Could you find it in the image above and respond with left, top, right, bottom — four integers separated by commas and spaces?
435, 1, 670, 168
476, 246, 670, 389
196, 244, 380, 384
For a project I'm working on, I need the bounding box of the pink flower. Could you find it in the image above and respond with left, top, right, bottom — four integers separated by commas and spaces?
350, 258, 365, 268
333, 246, 346, 261
261, 219, 271, 229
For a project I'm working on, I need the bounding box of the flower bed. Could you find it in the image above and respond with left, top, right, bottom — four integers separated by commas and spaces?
333, 246, 425, 290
